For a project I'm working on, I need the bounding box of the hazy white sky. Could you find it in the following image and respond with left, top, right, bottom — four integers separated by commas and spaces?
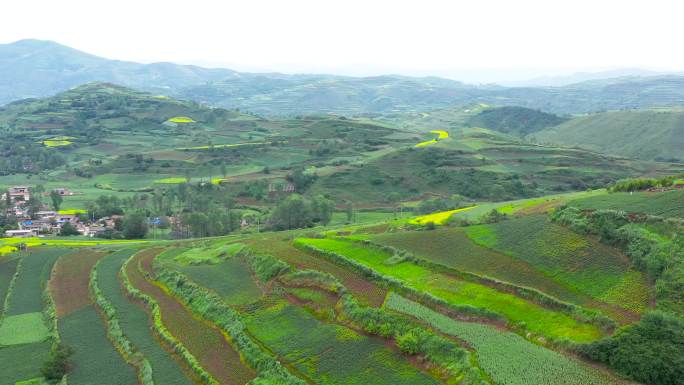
2, 0, 683, 82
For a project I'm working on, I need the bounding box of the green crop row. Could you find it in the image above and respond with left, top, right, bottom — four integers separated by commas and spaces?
279, 269, 348, 295
386, 293, 620, 385
1, 256, 21, 319
240, 249, 291, 283
276, 260, 487, 383
119, 255, 219, 385
350, 237, 617, 331
90, 260, 154, 385
153, 263, 307, 385
293, 240, 504, 321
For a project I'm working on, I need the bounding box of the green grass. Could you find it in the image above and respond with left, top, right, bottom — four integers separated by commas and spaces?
385, 293, 623, 385
0, 312, 50, 345
369, 228, 587, 304
5, 249, 66, 316
0, 259, 19, 315
569, 189, 684, 219
245, 300, 441, 385
58, 306, 139, 385
296, 237, 603, 342
464, 216, 651, 316
532, 108, 684, 161
174, 256, 262, 307
96, 249, 194, 385
0, 341, 51, 385
172, 242, 245, 265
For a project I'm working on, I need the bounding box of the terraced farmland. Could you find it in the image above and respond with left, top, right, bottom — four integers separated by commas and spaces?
295, 237, 604, 342
50, 249, 138, 385
94, 249, 195, 385
463, 215, 651, 318
126, 248, 256, 385
386, 293, 625, 385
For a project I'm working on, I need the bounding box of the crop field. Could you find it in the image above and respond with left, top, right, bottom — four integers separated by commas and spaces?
50, 248, 138, 385
369, 228, 588, 304
127, 249, 256, 385
243, 234, 387, 306
60, 306, 139, 385
0, 258, 18, 314
5, 248, 66, 316
49, 249, 106, 317
296, 237, 604, 342
464, 215, 651, 317
569, 189, 684, 218
174, 257, 263, 307
0, 341, 52, 385
245, 299, 441, 385
96, 249, 195, 385
385, 293, 625, 385
410, 206, 477, 225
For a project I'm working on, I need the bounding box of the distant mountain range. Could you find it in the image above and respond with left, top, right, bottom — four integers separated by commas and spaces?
3, 39, 684, 115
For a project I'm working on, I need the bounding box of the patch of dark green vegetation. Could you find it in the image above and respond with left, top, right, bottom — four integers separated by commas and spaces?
467, 106, 568, 135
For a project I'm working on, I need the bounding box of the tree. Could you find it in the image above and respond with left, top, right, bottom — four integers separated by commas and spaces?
59, 222, 80, 236
122, 212, 148, 239
310, 195, 334, 225
41, 343, 73, 382
268, 194, 312, 230
50, 190, 63, 211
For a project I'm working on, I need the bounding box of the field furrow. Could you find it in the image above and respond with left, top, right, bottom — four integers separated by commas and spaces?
50, 249, 138, 385
296, 237, 604, 342
128, 248, 256, 385
97, 248, 195, 385
244, 236, 387, 306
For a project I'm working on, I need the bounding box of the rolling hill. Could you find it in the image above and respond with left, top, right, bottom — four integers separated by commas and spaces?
531, 108, 684, 162
5, 40, 684, 115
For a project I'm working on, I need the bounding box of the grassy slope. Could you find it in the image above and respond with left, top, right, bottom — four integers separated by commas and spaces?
297, 237, 603, 342
97, 249, 194, 385
532, 108, 684, 161
464, 216, 650, 318
569, 189, 684, 219
369, 227, 587, 304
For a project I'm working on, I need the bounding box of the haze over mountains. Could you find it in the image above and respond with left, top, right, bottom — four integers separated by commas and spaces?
4, 39, 684, 116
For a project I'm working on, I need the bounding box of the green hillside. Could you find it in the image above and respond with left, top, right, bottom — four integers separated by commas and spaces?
466, 106, 569, 135
531, 108, 684, 162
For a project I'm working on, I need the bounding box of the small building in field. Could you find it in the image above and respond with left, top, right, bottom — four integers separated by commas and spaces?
52, 188, 73, 196
7, 186, 30, 202
5, 229, 37, 238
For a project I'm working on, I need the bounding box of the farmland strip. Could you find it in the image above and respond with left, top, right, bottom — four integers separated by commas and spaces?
243, 236, 387, 306
295, 237, 604, 343
50, 249, 138, 385
386, 293, 624, 385
96, 249, 194, 385
128, 248, 256, 385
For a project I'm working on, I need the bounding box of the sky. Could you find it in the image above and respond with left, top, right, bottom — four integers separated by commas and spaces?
2, 0, 684, 83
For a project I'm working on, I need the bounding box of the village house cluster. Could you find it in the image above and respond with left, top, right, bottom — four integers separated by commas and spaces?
2, 186, 120, 238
